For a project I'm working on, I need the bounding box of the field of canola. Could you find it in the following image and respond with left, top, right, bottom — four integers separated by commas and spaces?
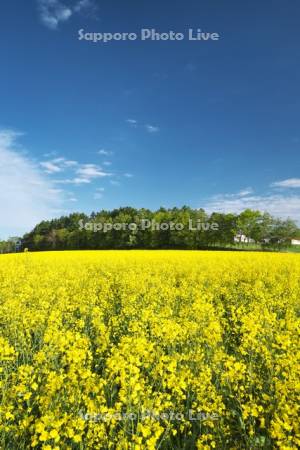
0, 251, 299, 449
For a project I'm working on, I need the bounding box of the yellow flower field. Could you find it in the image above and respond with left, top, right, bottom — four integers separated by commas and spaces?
0, 251, 299, 449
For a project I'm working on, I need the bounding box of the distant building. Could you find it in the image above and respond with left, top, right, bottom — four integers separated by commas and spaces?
234, 235, 300, 246
290, 238, 300, 246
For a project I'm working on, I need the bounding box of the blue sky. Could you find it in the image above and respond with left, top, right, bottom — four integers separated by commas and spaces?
1, 0, 300, 238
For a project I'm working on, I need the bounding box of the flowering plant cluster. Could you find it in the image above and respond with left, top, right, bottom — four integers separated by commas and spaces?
0, 251, 299, 449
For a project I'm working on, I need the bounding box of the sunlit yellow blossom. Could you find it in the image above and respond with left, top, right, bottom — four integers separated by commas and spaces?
0, 250, 299, 448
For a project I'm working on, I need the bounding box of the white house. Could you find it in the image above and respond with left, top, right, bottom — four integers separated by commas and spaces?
291, 238, 300, 246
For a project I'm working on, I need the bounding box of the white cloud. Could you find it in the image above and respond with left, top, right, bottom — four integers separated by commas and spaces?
103, 161, 112, 166
237, 187, 254, 197
126, 119, 137, 127
40, 161, 62, 173
0, 130, 130, 237
0, 130, 64, 238
76, 163, 111, 180
43, 151, 57, 158
98, 149, 113, 156
74, 0, 94, 13
145, 124, 159, 133
125, 120, 160, 133
48, 188, 63, 195
124, 173, 133, 178
71, 177, 91, 184
49, 161, 112, 185
37, 0, 72, 29
271, 178, 300, 189
40, 157, 78, 174
54, 177, 91, 185
61, 159, 78, 167
204, 188, 300, 222
37, 0, 96, 29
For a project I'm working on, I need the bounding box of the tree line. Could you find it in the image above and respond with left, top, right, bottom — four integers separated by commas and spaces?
1, 207, 299, 253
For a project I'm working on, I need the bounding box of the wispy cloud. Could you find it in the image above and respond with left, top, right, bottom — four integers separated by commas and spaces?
0, 130, 132, 237
126, 119, 138, 127
125, 119, 160, 133
68, 198, 78, 202
37, 0, 97, 29
42, 158, 112, 185
98, 148, 113, 156
40, 160, 62, 174
204, 187, 300, 222
145, 124, 160, 133
237, 187, 254, 197
54, 175, 108, 185
76, 163, 111, 180
0, 130, 65, 238
73, 0, 95, 13
61, 177, 91, 185
271, 178, 300, 188
40, 157, 78, 174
